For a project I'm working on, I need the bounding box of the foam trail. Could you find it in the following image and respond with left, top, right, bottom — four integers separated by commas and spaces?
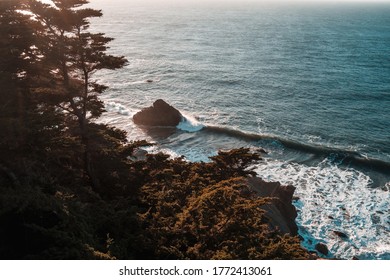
255, 159, 390, 259
127, 78, 160, 85
176, 113, 204, 132
105, 101, 132, 116
204, 125, 390, 175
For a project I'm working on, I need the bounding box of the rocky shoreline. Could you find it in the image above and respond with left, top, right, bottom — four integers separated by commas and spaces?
133, 99, 320, 259
133, 100, 302, 238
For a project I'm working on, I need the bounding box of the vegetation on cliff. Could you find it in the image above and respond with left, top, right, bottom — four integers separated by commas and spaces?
0, 0, 310, 259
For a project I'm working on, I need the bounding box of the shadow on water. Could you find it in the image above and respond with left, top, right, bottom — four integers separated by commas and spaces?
138, 126, 178, 141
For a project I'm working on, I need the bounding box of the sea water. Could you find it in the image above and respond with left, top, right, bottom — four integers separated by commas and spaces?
89, 0, 390, 259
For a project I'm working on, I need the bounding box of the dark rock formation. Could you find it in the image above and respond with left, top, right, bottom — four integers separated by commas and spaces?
315, 243, 329, 256
131, 148, 148, 161
133, 99, 182, 126
247, 177, 298, 235
333, 230, 348, 239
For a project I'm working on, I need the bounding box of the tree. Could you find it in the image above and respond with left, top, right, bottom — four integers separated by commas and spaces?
27, 0, 128, 188
0, 0, 34, 150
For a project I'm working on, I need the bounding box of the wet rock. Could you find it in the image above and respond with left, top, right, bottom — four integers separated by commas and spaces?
133, 99, 182, 126
315, 243, 329, 256
132, 148, 147, 161
247, 177, 298, 235
333, 230, 348, 239
256, 148, 268, 154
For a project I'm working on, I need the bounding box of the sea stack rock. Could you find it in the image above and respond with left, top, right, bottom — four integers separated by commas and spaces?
133, 99, 182, 126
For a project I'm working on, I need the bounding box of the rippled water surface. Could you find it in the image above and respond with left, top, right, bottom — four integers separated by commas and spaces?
90, 0, 390, 259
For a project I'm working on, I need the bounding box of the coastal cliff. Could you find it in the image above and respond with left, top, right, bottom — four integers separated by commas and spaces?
136, 149, 312, 259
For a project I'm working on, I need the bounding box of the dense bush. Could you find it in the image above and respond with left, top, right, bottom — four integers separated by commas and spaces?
137, 149, 310, 260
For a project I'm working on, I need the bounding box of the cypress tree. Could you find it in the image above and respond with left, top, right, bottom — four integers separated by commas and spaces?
27, 0, 128, 188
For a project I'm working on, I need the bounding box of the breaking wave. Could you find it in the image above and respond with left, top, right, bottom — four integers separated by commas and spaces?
176, 113, 204, 132
255, 158, 390, 259
105, 101, 132, 116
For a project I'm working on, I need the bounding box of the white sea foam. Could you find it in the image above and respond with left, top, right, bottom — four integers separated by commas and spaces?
176, 113, 204, 132
145, 146, 181, 159
173, 147, 217, 163
128, 80, 148, 85
255, 159, 390, 259
105, 101, 132, 116
385, 181, 390, 191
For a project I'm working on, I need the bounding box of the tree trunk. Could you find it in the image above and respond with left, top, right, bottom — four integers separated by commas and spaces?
79, 119, 100, 192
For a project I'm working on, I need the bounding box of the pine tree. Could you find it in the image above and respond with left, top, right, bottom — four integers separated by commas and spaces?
27, 0, 128, 188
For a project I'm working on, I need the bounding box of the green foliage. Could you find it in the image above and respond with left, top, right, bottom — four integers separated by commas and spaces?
28, 0, 127, 122
209, 148, 262, 178
0, 0, 40, 151
0, 0, 37, 81
23, 0, 129, 190
137, 151, 310, 260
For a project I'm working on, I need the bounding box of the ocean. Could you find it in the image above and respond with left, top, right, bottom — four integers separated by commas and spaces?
89, 0, 390, 259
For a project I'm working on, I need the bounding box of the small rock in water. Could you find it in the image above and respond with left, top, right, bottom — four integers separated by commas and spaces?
333, 230, 348, 239
256, 148, 268, 154
315, 243, 329, 256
